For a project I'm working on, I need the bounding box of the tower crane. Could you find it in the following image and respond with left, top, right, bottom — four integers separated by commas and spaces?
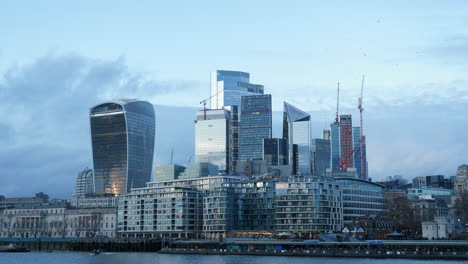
337, 76, 367, 179
199, 88, 224, 120
358, 75, 366, 179
335, 82, 340, 123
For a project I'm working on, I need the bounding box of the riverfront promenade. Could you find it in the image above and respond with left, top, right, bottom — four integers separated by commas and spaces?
160, 239, 468, 260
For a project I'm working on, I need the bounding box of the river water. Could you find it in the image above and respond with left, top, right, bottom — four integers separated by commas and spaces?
0, 252, 465, 264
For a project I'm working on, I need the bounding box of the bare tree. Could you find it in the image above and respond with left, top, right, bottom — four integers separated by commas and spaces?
382, 196, 418, 237
84, 213, 102, 238
4, 214, 15, 238
56, 217, 69, 238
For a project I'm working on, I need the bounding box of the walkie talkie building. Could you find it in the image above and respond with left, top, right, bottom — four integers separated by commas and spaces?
90, 99, 155, 196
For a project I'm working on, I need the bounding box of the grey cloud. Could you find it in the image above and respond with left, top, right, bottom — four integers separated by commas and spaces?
0, 53, 199, 198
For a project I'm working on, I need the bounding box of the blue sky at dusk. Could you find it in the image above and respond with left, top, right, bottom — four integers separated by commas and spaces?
0, 0, 467, 198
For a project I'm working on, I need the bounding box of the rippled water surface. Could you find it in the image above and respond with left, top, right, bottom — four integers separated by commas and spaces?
0, 252, 465, 264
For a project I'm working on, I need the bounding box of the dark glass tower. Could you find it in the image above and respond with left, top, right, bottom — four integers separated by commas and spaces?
90, 99, 155, 196
263, 138, 287, 166
239, 94, 272, 161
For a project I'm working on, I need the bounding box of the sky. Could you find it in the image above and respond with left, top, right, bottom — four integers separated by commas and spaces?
0, 0, 468, 198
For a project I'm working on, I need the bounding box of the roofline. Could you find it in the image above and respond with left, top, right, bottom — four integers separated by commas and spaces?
335, 177, 385, 189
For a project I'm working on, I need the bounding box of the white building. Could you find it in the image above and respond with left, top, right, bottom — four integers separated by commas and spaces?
0, 206, 117, 239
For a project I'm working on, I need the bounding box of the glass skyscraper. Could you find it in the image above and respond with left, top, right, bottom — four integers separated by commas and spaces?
312, 138, 331, 176
263, 138, 288, 166
283, 102, 311, 175
210, 70, 264, 111
239, 94, 272, 161
353, 127, 368, 180
330, 121, 340, 172
90, 99, 155, 196
195, 109, 231, 174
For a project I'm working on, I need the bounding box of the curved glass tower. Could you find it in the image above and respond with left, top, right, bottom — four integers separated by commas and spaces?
90, 99, 155, 196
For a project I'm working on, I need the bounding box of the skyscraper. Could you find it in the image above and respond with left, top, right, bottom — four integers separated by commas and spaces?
239, 94, 272, 161
283, 102, 311, 175
195, 108, 232, 174
72, 167, 94, 199
263, 138, 288, 166
90, 99, 155, 196
353, 127, 368, 180
339, 114, 353, 171
330, 121, 340, 172
312, 138, 331, 177
224, 105, 239, 172
210, 70, 264, 111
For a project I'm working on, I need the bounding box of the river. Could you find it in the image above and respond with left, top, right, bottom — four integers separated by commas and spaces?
0, 252, 465, 264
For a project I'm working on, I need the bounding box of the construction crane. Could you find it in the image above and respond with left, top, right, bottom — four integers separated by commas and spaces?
337, 76, 367, 178
335, 82, 340, 123
199, 88, 224, 120
358, 75, 366, 179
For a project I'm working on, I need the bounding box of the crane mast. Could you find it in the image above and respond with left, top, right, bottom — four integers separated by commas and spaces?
335, 82, 340, 123
358, 75, 366, 179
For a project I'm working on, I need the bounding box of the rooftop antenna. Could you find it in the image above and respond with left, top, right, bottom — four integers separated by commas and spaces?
335, 82, 340, 123
358, 75, 366, 179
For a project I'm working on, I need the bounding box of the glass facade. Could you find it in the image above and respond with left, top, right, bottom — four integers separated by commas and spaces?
195, 109, 230, 174
90, 100, 155, 196
312, 139, 331, 176
275, 175, 343, 232
283, 102, 311, 175
263, 138, 288, 166
330, 122, 340, 172
210, 70, 264, 112
352, 127, 368, 180
335, 178, 384, 224
224, 105, 239, 172
239, 94, 272, 161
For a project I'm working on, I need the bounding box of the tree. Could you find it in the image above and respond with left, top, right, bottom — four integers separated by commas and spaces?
455, 191, 468, 224
382, 196, 419, 237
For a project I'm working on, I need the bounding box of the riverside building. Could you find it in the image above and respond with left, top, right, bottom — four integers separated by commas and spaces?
334, 178, 384, 225
117, 175, 344, 239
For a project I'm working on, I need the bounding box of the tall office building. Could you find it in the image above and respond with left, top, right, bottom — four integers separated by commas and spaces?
339, 114, 353, 171
263, 138, 288, 166
210, 70, 264, 111
283, 102, 311, 175
195, 109, 232, 174
72, 168, 94, 199
90, 99, 155, 196
353, 127, 368, 180
330, 121, 340, 172
312, 138, 331, 177
224, 105, 239, 172
239, 94, 272, 161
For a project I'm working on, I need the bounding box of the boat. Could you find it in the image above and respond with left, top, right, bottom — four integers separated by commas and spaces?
91, 249, 102, 256
0, 244, 30, 252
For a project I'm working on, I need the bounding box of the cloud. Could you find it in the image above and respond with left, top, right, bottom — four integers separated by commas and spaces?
0, 52, 199, 198
427, 34, 468, 64
0, 52, 467, 199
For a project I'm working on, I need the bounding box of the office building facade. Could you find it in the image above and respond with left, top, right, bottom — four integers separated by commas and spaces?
263, 138, 288, 166
339, 115, 353, 171
330, 121, 340, 172
210, 70, 264, 111
312, 138, 331, 176
239, 94, 272, 161
195, 109, 232, 174
283, 102, 311, 175
90, 99, 155, 196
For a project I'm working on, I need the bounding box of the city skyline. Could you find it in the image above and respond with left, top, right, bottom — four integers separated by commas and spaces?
1, 1, 468, 198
